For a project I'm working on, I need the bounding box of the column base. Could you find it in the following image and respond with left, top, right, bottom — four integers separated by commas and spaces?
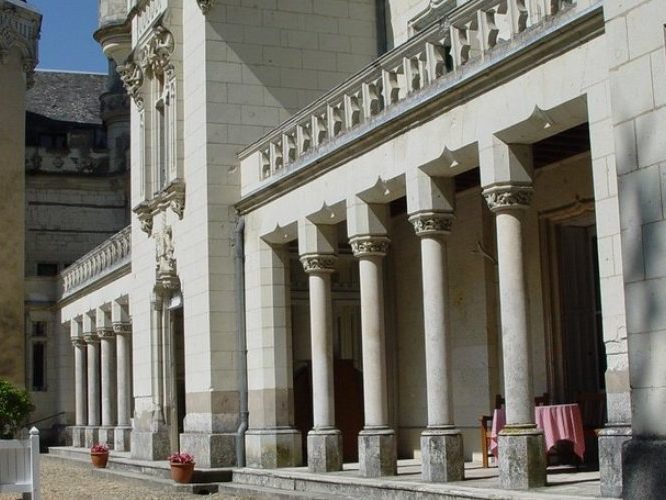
98, 426, 115, 448
358, 427, 396, 478
84, 427, 100, 448
307, 428, 342, 472
420, 427, 464, 482
245, 428, 302, 468
130, 431, 170, 460
114, 426, 132, 452
498, 425, 546, 490
622, 436, 666, 499
598, 424, 630, 498
70, 426, 85, 448
180, 432, 237, 467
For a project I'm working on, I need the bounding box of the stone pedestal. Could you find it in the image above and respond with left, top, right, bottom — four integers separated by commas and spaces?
70, 426, 86, 448
498, 426, 546, 490
421, 428, 464, 482
130, 431, 170, 460
622, 437, 666, 499
98, 426, 115, 448
114, 426, 132, 452
245, 428, 302, 468
84, 427, 100, 448
358, 428, 396, 478
307, 429, 342, 473
599, 425, 631, 498
180, 432, 237, 467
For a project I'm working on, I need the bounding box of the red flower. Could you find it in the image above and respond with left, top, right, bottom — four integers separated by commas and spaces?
90, 443, 109, 453
167, 452, 195, 464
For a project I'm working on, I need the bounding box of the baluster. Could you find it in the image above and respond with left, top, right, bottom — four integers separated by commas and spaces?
260, 148, 270, 179
508, 0, 529, 34
450, 24, 471, 68
270, 141, 283, 171
297, 122, 311, 155
426, 42, 446, 81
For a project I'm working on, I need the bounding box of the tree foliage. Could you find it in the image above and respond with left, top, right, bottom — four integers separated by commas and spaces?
0, 379, 34, 438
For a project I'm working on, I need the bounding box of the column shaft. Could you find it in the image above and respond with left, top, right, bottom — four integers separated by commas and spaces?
495, 210, 532, 425
420, 235, 453, 426
100, 332, 116, 427
73, 340, 87, 426
309, 272, 335, 429
358, 254, 388, 428
116, 329, 131, 426
86, 337, 101, 426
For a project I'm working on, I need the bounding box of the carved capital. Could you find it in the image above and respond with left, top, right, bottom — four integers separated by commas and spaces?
113, 322, 132, 335
197, 0, 216, 14
83, 333, 100, 345
482, 184, 533, 212
350, 235, 390, 258
408, 211, 454, 236
70, 337, 86, 348
300, 254, 337, 274
117, 59, 144, 109
137, 24, 175, 79
97, 327, 115, 339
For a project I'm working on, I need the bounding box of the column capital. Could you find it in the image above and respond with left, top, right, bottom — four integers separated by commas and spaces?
300, 253, 337, 274
83, 333, 100, 344
482, 183, 533, 212
97, 327, 115, 339
71, 337, 86, 348
408, 211, 454, 237
112, 321, 132, 335
350, 235, 390, 258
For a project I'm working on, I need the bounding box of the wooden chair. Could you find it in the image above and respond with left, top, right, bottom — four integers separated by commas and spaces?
479, 392, 551, 467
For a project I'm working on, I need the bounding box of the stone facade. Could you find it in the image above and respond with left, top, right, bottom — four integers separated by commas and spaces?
4, 0, 664, 498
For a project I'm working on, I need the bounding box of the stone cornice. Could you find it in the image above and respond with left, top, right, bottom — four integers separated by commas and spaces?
482, 183, 533, 212
0, 1, 41, 88
408, 211, 454, 236
197, 0, 215, 14
350, 236, 390, 258
300, 254, 337, 274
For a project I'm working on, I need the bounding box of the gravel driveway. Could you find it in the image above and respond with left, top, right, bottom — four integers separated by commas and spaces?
0, 456, 257, 500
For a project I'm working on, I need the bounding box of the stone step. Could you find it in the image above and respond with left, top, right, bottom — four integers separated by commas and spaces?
47, 446, 232, 483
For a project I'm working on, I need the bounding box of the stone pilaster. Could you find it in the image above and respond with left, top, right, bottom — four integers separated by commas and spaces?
71, 336, 87, 447
350, 235, 396, 478
300, 253, 343, 473
483, 183, 545, 490
409, 211, 463, 482
113, 321, 132, 451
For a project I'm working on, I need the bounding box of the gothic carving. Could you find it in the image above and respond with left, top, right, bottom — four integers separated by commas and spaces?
112, 322, 132, 335
197, 0, 216, 14
408, 211, 454, 236
350, 236, 390, 258
483, 184, 533, 212
97, 328, 115, 339
133, 179, 186, 232
82, 333, 100, 344
300, 254, 337, 274
137, 24, 175, 80
70, 337, 86, 348
0, 4, 40, 88
156, 226, 176, 278
134, 202, 153, 235
117, 60, 144, 109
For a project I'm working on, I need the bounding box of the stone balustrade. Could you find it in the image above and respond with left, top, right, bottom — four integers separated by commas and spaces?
60, 226, 131, 298
241, 0, 577, 184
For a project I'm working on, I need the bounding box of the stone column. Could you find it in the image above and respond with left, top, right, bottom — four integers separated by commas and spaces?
71, 325, 87, 447
350, 235, 396, 478
301, 253, 342, 472
409, 211, 463, 482
113, 319, 132, 451
483, 183, 545, 490
98, 327, 116, 446
83, 321, 101, 447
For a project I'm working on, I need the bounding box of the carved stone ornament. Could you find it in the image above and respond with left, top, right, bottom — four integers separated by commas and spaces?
0, 4, 40, 88
138, 25, 175, 79
70, 337, 86, 348
117, 60, 145, 110
113, 322, 132, 335
134, 202, 153, 235
350, 236, 390, 258
483, 184, 533, 212
82, 333, 100, 344
197, 0, 216, 14
97, 327, 115, 339
156, 225, 177, 277
408, 211, 454, 236
300, 254, 337, 274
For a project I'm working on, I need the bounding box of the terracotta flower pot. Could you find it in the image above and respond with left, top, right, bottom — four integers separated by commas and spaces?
170, 462, 195, 483
91, 451, 109, 468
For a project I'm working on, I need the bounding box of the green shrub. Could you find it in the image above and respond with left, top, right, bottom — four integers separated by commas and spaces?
0, 379, 34, 438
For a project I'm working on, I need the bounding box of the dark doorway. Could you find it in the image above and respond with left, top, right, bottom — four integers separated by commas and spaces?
171, 307, 186, 437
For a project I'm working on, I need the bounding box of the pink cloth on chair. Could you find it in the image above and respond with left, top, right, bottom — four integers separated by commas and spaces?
490, 403, 585, 459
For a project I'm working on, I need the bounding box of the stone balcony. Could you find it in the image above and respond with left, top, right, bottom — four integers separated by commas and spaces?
60, 226, 131, 300
239, 0, 602, 206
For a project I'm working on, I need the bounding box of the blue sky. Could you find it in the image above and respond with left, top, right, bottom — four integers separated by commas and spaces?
32, 0, 107, 73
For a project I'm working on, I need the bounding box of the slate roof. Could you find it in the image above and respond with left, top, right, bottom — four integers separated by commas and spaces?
26, 71, 107, 125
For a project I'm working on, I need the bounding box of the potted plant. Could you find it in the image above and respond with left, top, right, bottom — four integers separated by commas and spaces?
167, 451, 195, 483
0, 378, 34, 439
90, 442, 109, 468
